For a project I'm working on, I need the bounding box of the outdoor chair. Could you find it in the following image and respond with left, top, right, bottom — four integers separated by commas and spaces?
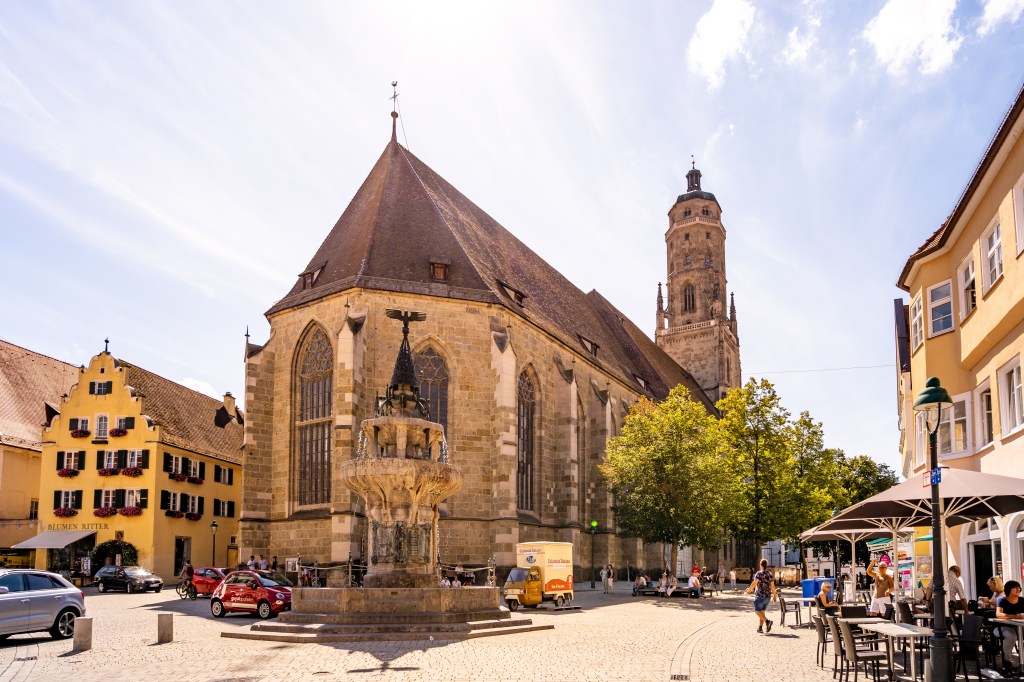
861, 592, 872, 607
779, 595, 802, 627
838, 619, 888, 682
883, 603, 895, 621
951, 614, 986, 682
840, 605, 868, 619
812, 614, 833, 668
826, 615, 877, 680
897, 601, 915, 624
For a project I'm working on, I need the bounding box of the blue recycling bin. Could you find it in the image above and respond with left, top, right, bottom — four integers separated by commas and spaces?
801, 578, 817, 599
814, 577, 835, 596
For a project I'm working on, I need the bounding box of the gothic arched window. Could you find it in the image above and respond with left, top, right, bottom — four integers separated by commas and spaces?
683, 284, 696, 312
576, 395, 586, 524
295, 328, 332, 506
517, 371, 536, 512
415, 347, 449, 435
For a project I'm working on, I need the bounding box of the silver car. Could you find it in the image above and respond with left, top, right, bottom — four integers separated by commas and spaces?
0, 569, 85, 640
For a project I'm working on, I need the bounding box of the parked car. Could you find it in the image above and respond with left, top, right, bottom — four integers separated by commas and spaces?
192, 567, 229, 596
210, 570, 291, 619
0, 569, 85, 640
93, 566, 164, 593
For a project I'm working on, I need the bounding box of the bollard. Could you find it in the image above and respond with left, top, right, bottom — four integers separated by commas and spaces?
72, 616, 92, 652
157, 612, 173, 644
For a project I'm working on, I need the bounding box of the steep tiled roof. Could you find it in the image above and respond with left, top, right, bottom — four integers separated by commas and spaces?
266, 137, 707, 402
898, 80, 1024, 289
121, 362, 243, 463
0, 339, 79, 451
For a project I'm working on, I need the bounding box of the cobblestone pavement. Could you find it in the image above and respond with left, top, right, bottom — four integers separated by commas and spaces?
0, 583, 838, 682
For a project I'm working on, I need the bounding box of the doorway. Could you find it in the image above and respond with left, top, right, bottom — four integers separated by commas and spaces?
174, 537, 191, 575
973, 543, 993, 599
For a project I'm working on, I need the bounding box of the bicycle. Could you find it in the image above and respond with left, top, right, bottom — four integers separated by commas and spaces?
176, 578, 197, 600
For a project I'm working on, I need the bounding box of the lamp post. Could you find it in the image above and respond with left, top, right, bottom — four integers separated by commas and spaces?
913, 376, 953, 682
590, 520, 598, 589
210, 520, 218, 566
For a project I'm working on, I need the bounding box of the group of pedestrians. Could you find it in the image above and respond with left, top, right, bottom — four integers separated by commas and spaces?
599, 563, 616, 593
246, 554, 278, 571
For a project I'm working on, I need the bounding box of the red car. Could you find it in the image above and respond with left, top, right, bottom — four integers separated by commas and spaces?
192, 567, 229, 596
210, 570, 292, 619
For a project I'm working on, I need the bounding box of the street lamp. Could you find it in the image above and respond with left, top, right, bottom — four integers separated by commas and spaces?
210, 520, 218, 566
590, 520, 598, 589
913, 376, 953, 682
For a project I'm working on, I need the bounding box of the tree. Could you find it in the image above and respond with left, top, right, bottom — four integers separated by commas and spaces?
90, 539, 139, 573
601, 385, 742, 572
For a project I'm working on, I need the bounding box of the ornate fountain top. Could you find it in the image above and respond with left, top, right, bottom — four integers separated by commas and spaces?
377, 309, 430, 419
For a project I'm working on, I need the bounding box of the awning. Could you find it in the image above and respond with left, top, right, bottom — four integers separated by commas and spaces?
12, 530, 96, 549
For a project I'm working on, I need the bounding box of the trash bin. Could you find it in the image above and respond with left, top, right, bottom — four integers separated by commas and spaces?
801, 578, 817, 599
814, 577, 835, 596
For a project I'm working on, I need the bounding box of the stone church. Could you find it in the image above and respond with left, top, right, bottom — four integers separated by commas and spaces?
239, 115, 741, 578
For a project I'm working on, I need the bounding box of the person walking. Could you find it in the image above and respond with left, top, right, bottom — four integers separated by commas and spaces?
608, 564, 615, 594
745, 558, 777, 633
866, 559, 894, 617
600, 564, 609, 593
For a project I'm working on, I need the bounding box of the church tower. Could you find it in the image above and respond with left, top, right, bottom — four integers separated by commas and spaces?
655, 164, 741, 403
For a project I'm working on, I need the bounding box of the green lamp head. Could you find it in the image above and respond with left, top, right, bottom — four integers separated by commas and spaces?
914, 376, 952, 431
590, 520, 598, 529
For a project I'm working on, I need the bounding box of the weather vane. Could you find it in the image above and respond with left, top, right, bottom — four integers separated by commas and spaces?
691, 154, 695, 169
390, 81, 399, 112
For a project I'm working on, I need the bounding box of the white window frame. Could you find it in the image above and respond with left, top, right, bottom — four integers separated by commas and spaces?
1013, 174, 1024, 256
1000, 357, 1024, 435
64, 451, 79, 470
927, 280, 954, 336
115, 416, 128, 430
976, 380, 994, 448
95, 381, 109, 395
100, 490, 116, 508
126, 489, 141, 507
60, 490, 75, 508
103, 451, 117, 469
188, 460, 200, 478
169, 491, 181, 512
77, 417, 89, 432
95, 415, 108, 439
915, 412, 927, 467
983, 220, 1003, 292
910, 296, 924, 350
936, 392, 970, 457
958, 255, 976, 320
170, 455, 183, 474
185, 495, 199, 514
127, 450, 141, 468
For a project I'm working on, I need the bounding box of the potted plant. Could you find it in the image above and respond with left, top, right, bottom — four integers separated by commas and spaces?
164, 510, 184, 518
57, 468, 80, 478
109, 428, 128, 437
93, 507, 117, 518
185, 512, 202, 521
168, 472, 188, 482
70, 429, 90, 438
53, 507, 78, 518
97, 467, 120, 477
120, 467, 143, 478
118, 505, 143, 517
187, 476, 203, 485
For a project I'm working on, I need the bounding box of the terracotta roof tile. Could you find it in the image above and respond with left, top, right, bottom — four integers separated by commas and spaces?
0, 339, 79, 451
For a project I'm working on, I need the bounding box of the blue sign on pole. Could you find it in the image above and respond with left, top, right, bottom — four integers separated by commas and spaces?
931, 468, 942, 485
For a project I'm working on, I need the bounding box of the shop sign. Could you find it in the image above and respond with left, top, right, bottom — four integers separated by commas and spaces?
45, 523, 110, 531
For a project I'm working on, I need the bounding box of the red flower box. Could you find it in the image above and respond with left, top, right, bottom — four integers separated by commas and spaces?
70, 429, 90, 438
185, 512, 202, 521
109, 428, 128, 437
168, 472, 187, 482
164, 510, 184, 518
97, 468, 120, 477
121, 467, 143, 477
57, 468, 80, 478
53, 507, 78, 518
187, 476, 204, 485
93, 507, 117, 518
118, 506, 143, 517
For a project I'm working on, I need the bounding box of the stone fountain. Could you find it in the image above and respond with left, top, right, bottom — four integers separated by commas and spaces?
223, 310, 550, 643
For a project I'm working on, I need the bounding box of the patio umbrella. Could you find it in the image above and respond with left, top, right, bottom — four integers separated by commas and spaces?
799, 525, 897, 595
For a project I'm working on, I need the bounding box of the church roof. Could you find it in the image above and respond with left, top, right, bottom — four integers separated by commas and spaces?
267, 135, 709, 404
0, 339, 79, 451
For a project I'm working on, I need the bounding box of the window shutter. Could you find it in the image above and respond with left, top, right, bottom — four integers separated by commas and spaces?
228, 501, 235, 518
89, 382, 96, 395
105, 381, 113, 393
139, 489, 149, 509
141, 450, 150, 469
160, 490, 170, 510
199, 462, 206, 480
57, 452, 65, 470
163, 453, 172, 472
228, 469, 234, 485
96, 451, 105, 469
125, 416, 135, 429
115, 490, 125, 508
94, 490, 102, 508
69, 418, 79, 431
182, 457, 191, 473
117, 450, 127, 469
77, 452, 86, 470
213, 498, 220, 516
214, 465, 221, 482
73, 491, 83, 509
53, 491, 61, 508
198, 496, 204, 515
181, 493, 189, 509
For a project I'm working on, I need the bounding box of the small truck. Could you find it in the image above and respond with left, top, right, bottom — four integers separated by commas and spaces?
503, 541, 574, 611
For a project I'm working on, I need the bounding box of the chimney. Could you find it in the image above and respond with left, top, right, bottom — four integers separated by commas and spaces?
223, 392, 236, 416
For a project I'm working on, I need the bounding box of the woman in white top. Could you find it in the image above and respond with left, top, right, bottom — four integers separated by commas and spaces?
980, 576, 1004, 608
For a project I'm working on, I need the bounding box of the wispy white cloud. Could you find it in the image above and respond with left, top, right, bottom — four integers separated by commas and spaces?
863, 0, 963, 76
977, 0, 1024, 35
686, 0, 757, 90
783, 2, 822, 66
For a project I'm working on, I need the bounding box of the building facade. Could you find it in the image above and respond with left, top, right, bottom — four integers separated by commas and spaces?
0, 341, 79, 568
656, 165, 741, 403
24, 348, 244, 579
240, 121, 728, 579
895, 81, 1024, 599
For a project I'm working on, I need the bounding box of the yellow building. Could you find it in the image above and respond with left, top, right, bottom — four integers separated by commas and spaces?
21, 346, 244, 580
896, 80, 1024, 599
0, 341, 79, 568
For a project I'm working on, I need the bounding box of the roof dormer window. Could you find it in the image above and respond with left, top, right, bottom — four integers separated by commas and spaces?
497, 279, 526, 306
429, 257, 450, 282
633, 374, 648, 390
299, 264, 325, 291
577, 334, 599, 357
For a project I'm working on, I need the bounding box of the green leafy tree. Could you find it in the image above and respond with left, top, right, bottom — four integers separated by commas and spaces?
90, 539, 139, 573
601, 385, 742, 572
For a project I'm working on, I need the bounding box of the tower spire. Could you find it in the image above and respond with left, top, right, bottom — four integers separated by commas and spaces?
686, 160, 702, 192
390, 80, 399, 142
656, 282, 665, 331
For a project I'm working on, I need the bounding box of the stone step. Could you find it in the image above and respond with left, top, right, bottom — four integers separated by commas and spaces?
252, 621, 477, 634
222, 622, 552, 644
277, 609, 510, 626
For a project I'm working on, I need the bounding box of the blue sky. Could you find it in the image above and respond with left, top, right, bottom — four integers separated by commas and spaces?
2, 1, 1023, 474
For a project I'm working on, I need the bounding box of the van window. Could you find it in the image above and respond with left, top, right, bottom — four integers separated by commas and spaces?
506, 568, 529, 583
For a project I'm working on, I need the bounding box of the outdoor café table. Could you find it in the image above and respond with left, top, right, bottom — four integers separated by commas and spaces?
988, 618, 1024, 676
858, 622, 933, 681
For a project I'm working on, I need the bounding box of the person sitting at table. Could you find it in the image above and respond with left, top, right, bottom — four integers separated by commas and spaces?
816, 581, 839, 617
997, 580, 1024, 674
980, 576, 1005, 609
947, 564, 969, 614
687, 573, 702, 598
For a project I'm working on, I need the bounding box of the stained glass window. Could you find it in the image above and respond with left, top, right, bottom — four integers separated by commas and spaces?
296, 328, 332, 505
517, 371, 536, 511
415, 348, 449, 435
